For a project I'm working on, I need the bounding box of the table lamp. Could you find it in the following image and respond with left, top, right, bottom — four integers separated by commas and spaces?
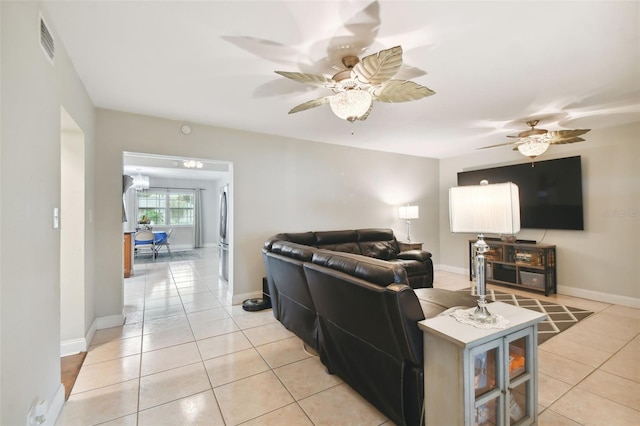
449, 182, 520, 323
398, 205, 419, 241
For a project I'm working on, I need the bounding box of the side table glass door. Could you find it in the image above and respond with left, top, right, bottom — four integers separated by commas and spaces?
505, 328, 536, 424
469, 327, 536, 425
471, 341, 504, 425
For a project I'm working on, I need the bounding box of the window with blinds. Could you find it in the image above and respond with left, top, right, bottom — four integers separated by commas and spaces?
137, 189, 194, 226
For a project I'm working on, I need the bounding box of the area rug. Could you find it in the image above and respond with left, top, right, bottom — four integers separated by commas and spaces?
134, 250, 202, 264
457, 288, 594, 345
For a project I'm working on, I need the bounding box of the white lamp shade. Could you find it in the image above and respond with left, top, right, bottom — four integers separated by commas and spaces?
449, 182, 520, 234
398, 205, 419, 220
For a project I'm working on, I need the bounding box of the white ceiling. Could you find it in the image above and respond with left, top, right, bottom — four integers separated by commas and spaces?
44, 0, 640, 161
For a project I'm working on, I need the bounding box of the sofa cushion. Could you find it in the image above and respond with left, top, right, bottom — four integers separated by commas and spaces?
356, 228, 400, 260
270, 241, 315, 262
388, 258, 428, 278
359, 241, 398, 260
397, 250, 432, 262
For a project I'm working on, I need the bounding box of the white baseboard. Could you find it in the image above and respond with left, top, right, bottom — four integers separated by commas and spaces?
60, 318, 98, 357
558, 285, 640, 309
60, 338, 86, 357
437, 264, 640, 309
232, 290, 262, 306
435, 264, 467, 275
47, 384, 65, 426
96, 313, 125, 329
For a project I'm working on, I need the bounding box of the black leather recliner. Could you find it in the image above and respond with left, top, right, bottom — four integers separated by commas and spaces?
263, 241, 319, 351
304, 258, 425, 426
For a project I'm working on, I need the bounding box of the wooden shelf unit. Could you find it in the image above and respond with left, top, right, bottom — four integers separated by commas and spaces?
469, 239, 556, 296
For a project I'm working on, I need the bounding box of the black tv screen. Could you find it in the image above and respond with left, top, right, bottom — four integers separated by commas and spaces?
457, 156, 584, 230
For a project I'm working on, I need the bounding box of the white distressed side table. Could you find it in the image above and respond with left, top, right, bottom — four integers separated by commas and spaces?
418, 302, 546, 426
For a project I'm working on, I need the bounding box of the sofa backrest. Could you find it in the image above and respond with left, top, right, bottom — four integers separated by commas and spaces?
311, 249, 408, 286
265, 228, 400, 260
314, 230, 360, 253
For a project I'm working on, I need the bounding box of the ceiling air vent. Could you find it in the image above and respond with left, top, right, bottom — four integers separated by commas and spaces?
40, 15, 55, 63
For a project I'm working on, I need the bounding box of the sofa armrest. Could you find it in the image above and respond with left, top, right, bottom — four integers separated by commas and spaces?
397, 250, 432, 262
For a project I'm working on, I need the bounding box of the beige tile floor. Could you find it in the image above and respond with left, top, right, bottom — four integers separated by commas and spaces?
57, 249, 640, 425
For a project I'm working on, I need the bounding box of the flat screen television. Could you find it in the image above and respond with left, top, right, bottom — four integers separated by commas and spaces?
457, 156, 584, 230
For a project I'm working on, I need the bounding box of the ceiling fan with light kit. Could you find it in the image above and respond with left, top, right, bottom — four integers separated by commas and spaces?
479, 119, 591, 162
274, 45, 435, 122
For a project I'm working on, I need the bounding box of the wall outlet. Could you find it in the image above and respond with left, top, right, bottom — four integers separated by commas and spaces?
26, 400, 48, 426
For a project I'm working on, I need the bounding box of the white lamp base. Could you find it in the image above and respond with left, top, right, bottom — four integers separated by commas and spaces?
471, 296, 496, 324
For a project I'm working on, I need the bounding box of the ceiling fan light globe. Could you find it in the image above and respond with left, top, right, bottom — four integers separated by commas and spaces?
329, 90, 373, 121
517, 139, 550, 159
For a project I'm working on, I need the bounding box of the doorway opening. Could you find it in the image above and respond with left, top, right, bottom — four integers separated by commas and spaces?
60, 107, 86, 356
122, 152, 233, 298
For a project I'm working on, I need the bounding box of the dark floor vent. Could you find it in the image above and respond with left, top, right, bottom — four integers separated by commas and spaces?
40, 15, 55, 63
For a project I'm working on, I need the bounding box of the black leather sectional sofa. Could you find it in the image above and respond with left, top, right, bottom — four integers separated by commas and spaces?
265, 228, 434, 289
262, 228, 476, 426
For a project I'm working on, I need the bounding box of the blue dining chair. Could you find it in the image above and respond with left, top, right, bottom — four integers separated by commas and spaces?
134, 230, 155, 261
154, 229, 173, 257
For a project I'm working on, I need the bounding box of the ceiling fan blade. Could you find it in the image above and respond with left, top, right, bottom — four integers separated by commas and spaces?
274, 71, 339, 90
547, 129, 591, 139
478, 141, 520, 150
549, 137, 586, 145
352, 45, 403, 86
372, 80, 435, 103
287, 96, 333, 114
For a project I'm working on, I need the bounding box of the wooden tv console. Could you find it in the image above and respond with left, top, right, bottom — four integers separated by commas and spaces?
469, 239, 556, 296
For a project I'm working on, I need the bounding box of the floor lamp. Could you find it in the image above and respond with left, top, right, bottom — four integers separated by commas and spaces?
449, 182, 520, 323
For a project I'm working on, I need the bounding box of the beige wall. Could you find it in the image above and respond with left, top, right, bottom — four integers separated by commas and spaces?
94, 108, 441, 306
439, 121, 640, 306
1, 2, 95, 424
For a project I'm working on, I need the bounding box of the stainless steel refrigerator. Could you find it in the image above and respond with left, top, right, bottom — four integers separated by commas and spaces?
219, 185, 229, 281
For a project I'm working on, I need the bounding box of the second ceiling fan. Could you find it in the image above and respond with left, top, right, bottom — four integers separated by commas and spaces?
479, 120, 591, 161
